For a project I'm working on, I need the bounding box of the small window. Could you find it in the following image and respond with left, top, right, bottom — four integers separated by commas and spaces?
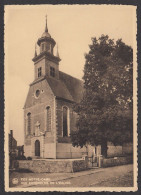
35, 90, 40, 98
38, 67, 42, 77
50, 67, 55, 77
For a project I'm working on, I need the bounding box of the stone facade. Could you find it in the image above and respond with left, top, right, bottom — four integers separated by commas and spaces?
24, 78, 57, 158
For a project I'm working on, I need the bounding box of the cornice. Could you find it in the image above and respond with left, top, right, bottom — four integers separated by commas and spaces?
30, 76, 46, 86
32, 51, 61, 64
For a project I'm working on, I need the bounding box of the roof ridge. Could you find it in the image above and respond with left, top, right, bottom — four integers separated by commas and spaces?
59, 71, 83, 83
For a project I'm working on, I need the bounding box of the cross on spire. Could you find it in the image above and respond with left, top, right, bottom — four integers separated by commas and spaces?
45, 14, 48, 32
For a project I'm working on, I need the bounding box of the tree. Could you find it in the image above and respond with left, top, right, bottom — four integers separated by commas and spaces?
71, 35, 133, 157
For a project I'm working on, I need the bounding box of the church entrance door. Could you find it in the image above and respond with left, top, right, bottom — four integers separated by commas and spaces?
35, 140, 40, 157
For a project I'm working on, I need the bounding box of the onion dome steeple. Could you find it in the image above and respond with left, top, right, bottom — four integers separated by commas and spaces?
33, 15, 61, 63
36, 15, 56, 55
32, 15, 61, 81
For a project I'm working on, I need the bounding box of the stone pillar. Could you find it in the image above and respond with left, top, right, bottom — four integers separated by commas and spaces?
98, 155, 103, 167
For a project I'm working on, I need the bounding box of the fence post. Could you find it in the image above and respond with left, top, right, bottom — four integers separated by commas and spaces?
98, 155, 103, 167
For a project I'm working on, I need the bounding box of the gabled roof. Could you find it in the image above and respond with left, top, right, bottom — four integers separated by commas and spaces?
46, 71, 84, 103
59, 71, 84, 103
46, 76, 74, 102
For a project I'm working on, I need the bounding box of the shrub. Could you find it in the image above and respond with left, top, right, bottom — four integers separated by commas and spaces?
27, 156, 32, 160
15, 155, 26, 160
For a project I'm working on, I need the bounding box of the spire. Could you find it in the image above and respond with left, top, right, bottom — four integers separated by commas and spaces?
34, 43, 37, 57
45, 15, 48, 32
56, 44, 60, 58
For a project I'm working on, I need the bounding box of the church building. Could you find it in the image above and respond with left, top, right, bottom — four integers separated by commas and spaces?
24, 18, 91, 159
23, 17, 132, 159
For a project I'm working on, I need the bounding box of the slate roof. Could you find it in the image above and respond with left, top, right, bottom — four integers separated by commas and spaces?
59, 71, 84, 103
46, 76, 74, 102
46, 71, 84, 103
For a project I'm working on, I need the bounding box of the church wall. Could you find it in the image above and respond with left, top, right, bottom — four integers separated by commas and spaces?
44, 143, 56, 158
44, 136, 54, 143
24, 79, 54, 134
56, 143, 87, 159
24, 79, 56, 158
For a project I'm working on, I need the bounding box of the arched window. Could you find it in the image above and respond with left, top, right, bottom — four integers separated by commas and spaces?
63, 106, 70, 137
46, 106, 51, 131
27, 113, 31, 135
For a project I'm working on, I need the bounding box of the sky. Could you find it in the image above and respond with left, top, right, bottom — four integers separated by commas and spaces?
5, 5, 136, 145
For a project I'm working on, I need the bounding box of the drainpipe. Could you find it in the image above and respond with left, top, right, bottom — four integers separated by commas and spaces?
54, 96, 57, 159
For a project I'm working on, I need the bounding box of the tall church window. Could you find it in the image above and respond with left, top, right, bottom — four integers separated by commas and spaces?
46, 106, 51, 131
27, 113, 31, 135
38, 67, 42, 77
50, 67, 55, 77
63, 106, 70, 137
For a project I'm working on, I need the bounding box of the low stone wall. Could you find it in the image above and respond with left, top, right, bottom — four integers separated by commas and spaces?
72, 159, 88, 172
101, 155, 133, 168
14, 159, 88, 173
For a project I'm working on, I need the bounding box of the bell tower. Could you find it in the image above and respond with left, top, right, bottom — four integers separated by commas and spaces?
32, 16, 61, 80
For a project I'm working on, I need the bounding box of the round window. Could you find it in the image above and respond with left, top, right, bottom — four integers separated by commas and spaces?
35, 90, 40, 98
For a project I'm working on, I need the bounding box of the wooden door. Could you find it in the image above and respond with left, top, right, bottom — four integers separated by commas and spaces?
35, 140, 40, 157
